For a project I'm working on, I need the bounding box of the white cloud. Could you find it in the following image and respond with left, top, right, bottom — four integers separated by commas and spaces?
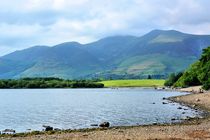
0, 0, 210, 55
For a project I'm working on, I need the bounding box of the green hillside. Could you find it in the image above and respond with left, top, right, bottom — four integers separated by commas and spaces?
1, 30, 210, 79
174, 46, 210, 90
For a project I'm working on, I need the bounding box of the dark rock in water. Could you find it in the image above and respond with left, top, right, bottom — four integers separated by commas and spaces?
177, 107, 182, 109
185, 116, 193, 120
99, 122, 110, 128
54, 128, 61, 131
45, 126, 53, 131
2, 129, 16, 134
182, 112, 186, 114
171, 118, 176, 121
162, 97, 166, 100
162, 102, 168, 104
42, 125, 53, 131
152, 102, 156, 104
90, 124, 98, 127
152, 122, 157, 125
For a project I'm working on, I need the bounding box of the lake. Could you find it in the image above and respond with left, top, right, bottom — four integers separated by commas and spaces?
0, 88, 201, 132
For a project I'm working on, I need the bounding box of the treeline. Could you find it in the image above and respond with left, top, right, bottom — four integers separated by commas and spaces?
165, 46, 210, 90
85, 73, 166, 80
0, 77, 104, 89
164, 72, 183, 87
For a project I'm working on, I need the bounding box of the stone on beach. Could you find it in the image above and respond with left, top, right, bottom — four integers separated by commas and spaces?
196, 98, 200, 102
42, 125, 53, 131
1, 129, 16, 134
99, 122, 110, 128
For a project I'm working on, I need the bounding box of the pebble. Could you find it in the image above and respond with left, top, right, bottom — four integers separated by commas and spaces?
153, 122, 157, 125
90, 124, 98, 127
196, 99, 200, 102
171, 118, 176, 121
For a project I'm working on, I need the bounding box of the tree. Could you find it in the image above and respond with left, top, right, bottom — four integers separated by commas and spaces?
174, 46, 210, 90
147, 75, 152, 79
164, 72, 183, 87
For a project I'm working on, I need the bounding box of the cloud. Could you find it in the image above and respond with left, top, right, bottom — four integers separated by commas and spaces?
0, 0, 210, 56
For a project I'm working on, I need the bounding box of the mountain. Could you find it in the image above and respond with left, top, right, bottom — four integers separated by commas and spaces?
1, 29, 210, 79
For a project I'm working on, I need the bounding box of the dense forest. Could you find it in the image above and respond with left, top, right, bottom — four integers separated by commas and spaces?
165, 46, 210, 90
0, 77, 104, 89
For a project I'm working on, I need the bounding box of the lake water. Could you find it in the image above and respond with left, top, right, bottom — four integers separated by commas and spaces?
0, 88, 201, 132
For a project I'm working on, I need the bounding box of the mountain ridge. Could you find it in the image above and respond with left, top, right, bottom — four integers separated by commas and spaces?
1, 29, 210, 79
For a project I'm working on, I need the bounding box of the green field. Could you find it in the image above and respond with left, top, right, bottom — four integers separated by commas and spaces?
99, 79, 165, 87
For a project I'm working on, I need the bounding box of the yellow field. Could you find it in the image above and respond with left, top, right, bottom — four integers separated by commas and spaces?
99, 79, 165, 87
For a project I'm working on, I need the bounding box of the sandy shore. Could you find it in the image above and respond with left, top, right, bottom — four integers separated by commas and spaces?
1, 87, 210, 140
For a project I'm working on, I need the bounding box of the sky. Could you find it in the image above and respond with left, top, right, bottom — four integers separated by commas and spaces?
0, 0, 210, 56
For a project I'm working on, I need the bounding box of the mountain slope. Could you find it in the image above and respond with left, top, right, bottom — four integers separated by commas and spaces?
1, 30, 210, 79
17, 42, 104, 79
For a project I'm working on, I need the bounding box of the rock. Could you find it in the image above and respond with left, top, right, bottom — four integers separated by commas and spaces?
192, 105, 197, 108
45, 126, 53, 131
199, 88, 204, 93
152, 122, 157, 125
152, 102, 156, 104
162, 102, 168, 104
184, 116, 195, 121
156, 87, 163, 90
171, 118, 176, 121
196, 99, 200, 102
99, 122, 110, 128
177, 107, 182, 109
54, 128, 61, 131
2, 129, 16, 134
162, 97, 166, 100
182, 112, 186, 114
43, 125, 53, 131
90, 124, 98, 127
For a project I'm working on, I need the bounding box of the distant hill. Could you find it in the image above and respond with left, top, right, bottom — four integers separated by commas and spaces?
1, 29, 210, 79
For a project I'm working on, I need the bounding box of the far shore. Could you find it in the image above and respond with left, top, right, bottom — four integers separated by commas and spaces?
1, 86, 210, 140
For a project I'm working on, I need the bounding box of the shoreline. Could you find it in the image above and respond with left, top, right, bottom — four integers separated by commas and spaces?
1, 86, 210, 139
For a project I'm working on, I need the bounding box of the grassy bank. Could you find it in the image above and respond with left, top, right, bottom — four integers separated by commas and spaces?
99, 79, 165, 87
